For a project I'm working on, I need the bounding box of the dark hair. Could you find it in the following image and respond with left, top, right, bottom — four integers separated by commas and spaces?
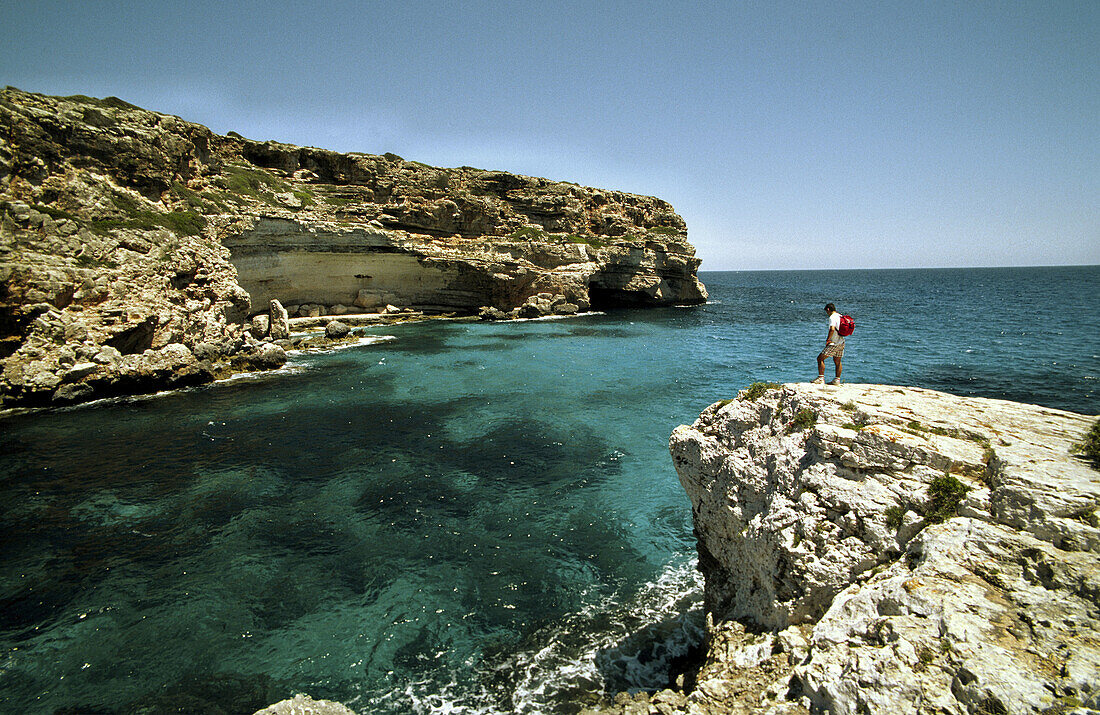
825, 303, 836, 312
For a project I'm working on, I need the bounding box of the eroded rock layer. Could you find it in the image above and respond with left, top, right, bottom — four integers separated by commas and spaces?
602, 384, 1099, 714
0, 87, 706, 407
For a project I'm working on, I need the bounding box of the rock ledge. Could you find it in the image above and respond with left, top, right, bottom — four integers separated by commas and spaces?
597, 384, 1100, 714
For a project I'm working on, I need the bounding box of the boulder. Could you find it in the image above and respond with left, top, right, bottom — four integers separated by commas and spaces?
324, 320, 351, 339
92, 345, 123, 365
251, 342, 287, 370
268, 299, 289, 340
250, 314, 270, 339
478, 306, 511, 321
353, 290, 380, 310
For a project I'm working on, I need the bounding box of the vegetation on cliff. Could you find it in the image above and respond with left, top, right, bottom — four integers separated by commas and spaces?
0, 87, 706, 408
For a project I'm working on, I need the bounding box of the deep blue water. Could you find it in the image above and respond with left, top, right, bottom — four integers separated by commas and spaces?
0, 267, 1097, 714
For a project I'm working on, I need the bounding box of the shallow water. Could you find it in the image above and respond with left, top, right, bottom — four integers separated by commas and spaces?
1, 267, 1097, 713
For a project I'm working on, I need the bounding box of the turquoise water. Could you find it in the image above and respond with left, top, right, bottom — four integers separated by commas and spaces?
1, 267, 1097, 714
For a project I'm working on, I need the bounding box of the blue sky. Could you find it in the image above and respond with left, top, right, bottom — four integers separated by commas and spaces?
2, 1, 1097, 270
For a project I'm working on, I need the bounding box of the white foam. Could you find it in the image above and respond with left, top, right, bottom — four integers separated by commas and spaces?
286, 334, 397, 356
363, 558, 704, 714
508, 311, 606, 323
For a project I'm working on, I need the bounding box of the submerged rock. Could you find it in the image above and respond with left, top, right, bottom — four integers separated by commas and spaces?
598, 384, 1100, 714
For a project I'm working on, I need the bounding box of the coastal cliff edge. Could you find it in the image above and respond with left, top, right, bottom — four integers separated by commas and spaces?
592, 383, 1099, 715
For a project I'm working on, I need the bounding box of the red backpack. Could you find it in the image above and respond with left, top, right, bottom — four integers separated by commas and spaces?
838, 314, 854, 337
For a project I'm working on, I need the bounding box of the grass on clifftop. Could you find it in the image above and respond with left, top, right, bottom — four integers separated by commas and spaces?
1072, 418, 1100, 467
740, 382, 782, 401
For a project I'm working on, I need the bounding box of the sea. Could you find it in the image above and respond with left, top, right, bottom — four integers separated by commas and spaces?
1, 266, 1097, 714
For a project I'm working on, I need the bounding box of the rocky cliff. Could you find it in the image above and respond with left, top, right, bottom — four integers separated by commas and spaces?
0, 87, 706, 407
602, 384, 1100, 714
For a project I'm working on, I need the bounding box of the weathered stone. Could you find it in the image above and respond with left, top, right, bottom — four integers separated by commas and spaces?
249, 342, 287, 370
92, 345, 122, 365
268, 299, 289, 340
478, 306, 511, 321
353, 290, 380, 309
253, 693, 356, 715
324, 320, 350, 339
61, 362, 99, 383
655, 383, 1100, 715
249, 314, 269, 338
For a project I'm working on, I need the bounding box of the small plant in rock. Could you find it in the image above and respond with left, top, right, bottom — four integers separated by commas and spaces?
914, 646, 935, 672
716, 398, 735, 409
884, 506, 906, 530
740, 381, 781, 401
1071, 418, 1100, 468
786, 409, 817, 433
927, 475, 970, 524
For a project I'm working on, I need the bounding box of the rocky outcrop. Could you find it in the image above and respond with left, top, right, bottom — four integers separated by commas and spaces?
603, 384, 1100, 714
253, 693, 355, 715
0, 87, 705, 407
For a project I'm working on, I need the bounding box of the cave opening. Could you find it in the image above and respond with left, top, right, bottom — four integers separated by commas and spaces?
587, 285, 656, 310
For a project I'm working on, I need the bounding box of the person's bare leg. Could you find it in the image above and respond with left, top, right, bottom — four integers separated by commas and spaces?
817, 352, 826, 378
834, 356, 842, 380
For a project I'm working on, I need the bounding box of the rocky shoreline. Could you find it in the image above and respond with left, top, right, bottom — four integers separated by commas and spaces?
0, 87, 706, 409
587, 383, 1099, 715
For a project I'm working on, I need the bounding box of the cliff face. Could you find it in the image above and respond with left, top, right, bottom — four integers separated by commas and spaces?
0, 87, 706, 407
642, 384, 1099, 715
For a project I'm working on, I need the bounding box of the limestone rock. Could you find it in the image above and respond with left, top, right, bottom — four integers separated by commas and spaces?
250, 342, 287, 370
0, 87, 706, 408
253, 693, 356, 715
251, 315, 270, 339
659, 384, 1100, 715
268, 299, 289, 340
324, 320, 350, 339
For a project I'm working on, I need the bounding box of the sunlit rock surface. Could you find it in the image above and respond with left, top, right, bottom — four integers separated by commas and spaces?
0, 87, 705, 407
594, 384, 1099, 714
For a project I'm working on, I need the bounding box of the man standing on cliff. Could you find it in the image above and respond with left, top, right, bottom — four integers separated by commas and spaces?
813, 303, 843, 385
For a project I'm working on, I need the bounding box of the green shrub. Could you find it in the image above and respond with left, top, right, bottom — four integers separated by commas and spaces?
716, 398, 735, 409
218, 164, 288, 200
646, 226, 680, 235
927, 475, 970, 523
92, 210, 205, 236
562, 234, 608, 249
1071, 418, 1100, 467
740, 381, 782, 401
31, 203, 78, 221
787, 408, 817, 433
884, 506, 906, 530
